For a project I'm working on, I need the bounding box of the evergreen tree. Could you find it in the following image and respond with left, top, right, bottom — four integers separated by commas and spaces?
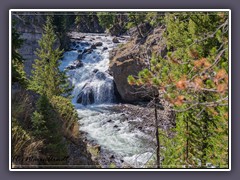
31, 95, 67, 165
97, 12, 116, 29
128, 12, 229, 168
75, 12, 98, 32
145, 12, 165, 27
162, 12, 228, 168
126, 12, 147, 38
29, 16, 71, 98
53, 14, 74, 50
12, 21, 27, 86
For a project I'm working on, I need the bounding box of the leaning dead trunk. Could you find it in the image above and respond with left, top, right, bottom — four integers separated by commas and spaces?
154, 95, 160, 168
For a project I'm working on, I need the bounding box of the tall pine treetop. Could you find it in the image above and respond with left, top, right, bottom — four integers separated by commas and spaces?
29, 15, 71, 98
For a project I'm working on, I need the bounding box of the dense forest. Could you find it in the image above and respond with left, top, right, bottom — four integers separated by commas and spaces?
11, 11, 229, 169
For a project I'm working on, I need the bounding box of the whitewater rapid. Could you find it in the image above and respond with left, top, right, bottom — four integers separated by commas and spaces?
59, 33, 155, 168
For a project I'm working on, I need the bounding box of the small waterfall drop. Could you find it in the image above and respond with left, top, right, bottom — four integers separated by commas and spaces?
59, 33, 117, 105
59, 33, 155, 168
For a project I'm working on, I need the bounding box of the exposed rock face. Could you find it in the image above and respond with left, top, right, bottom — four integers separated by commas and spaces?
108, 15, 128, 36
13, 13, 61, 77
110, 57, 149, 102
67, 137, 98, 168
109, 26, 167, 103
109, 24, 126, 36
74, 14, 104, 33
13, 14, 43, 76
19, 32, 42, 76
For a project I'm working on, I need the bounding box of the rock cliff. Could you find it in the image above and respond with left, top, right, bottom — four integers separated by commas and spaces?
13, 13, 61, 76
109, 25, 167, 103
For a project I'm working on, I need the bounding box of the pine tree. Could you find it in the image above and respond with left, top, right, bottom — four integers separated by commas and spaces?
126, 12, 147, 38
53, 14, 73, 50
29, 16, 71, 98
128, 12, 229, 168
12, 21, 27, 86
31, 95, 68, 165
162, 12, 229, 168
97, 12, 116, 29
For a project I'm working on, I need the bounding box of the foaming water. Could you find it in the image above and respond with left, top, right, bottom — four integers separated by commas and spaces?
75, 104, 155, 167
60, 33, 155, 167
59, 33, 116, 105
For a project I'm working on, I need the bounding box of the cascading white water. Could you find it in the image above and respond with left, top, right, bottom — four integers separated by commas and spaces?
59, 34, 116, 105
59, 33, 155, 168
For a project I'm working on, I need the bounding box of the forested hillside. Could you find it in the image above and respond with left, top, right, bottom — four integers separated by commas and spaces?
11, 11, 229, 169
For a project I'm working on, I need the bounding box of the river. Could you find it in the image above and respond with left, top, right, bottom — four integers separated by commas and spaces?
59, 32, 156, 168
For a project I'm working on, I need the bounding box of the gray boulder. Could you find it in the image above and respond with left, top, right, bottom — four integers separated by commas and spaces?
112, 37, 119, 43
95, 42, 103, 46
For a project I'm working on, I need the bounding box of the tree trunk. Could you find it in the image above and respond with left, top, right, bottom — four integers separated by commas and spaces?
186, 119, 189, 167
154, 96, 160, 168
133, 15, 143, 38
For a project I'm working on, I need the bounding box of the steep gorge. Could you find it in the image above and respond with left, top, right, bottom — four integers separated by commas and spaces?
12, 14, 173, 168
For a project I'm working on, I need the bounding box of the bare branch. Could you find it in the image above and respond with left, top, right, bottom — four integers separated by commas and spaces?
190, 48, 227, 81
174, 96, 228, 112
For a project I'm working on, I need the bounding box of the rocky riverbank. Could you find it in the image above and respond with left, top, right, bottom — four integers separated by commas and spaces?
74, 101, 175, 168
63, 30, 175, 168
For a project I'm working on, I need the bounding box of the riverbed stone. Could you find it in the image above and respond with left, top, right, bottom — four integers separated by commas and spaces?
91, 44, 97, 49
103, 47, 108, 51
95, 71, 107, 80
93, 69, 99, 73
77, 87, 95, 105
112, 37, 119, 43
66, 59, 83, 70
95, 42, 103, 46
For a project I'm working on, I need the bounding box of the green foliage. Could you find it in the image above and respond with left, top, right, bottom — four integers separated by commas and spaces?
74, 12, 97, 32
33, 94, 68, 165
127, 12, 146, 28
29, 16, 72, 99
50, 95, 79, 138
50, 95, 78, 124
162, 12, 228, 168
126, 12, 147, 37
12, 118, 32, 157
12, 15, 81, 167
52, 14, 74, 50
97, 12, 116, 29
12, 21, 27, 86
127, 75, 136, 85
31, 110, 48, 138
75, 15, 81, 25
12, 21, 24, 63
128, 12, 229, 168
145, 12, 165, 27
109, 162, 116, 168
11, 91, 44, 165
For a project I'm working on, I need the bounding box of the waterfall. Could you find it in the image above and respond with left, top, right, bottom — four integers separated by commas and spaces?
59, 33, 117, 106
59, 33, 155, 168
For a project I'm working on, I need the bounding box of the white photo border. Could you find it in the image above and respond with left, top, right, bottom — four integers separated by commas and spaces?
9, 9, 231, 171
